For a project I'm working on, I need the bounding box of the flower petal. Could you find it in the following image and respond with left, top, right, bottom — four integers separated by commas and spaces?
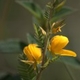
23, 46, 34, 61
23, 44, 42, 62
51, 35, 69, 51
55, 49, 77, 57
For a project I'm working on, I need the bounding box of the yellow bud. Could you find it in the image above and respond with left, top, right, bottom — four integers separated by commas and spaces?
23, 44, 42, 64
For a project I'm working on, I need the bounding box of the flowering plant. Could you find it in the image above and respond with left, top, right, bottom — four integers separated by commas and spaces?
16, 0, 77, 80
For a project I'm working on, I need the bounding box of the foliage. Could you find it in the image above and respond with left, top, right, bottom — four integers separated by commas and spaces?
18, 54, 36, 80
0, 39, 26, 53
16, 0, 74, 30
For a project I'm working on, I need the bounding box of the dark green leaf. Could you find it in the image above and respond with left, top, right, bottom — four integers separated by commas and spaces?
0, 39, 27, 53
41, 58, 80, 80
59, 56, 80, 68
55, 0, 66, 12
27, 33, 37, 44
16, 1, 43, 19
18, 54, 36, 80
32, 76, 36, 80
46, 51, 53, 60
33, 24, 45, 48
51, 7, 74, 23
53, 19, 65, 28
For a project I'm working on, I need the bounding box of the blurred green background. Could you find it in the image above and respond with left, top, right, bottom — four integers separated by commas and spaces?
0, 0, 80, 80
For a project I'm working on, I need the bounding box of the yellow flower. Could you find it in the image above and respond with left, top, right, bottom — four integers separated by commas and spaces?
49, 35, 77, 57
22, 44, 42, 66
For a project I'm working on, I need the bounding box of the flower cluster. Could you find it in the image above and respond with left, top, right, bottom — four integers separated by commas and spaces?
22, 35, 76, 68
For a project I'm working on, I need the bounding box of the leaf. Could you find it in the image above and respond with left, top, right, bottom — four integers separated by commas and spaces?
53, 19, 65, 28
41, 58, 80, 80
16, 1, 43, 19
33, 24, 39, 36
51, 7, 74, 23
33, 24, 45, 48
55, 0, 66, 12
59, 56, 80, 68
18, 61, 36, 80
27, 33, 37, 44
32, 76, 36, 80
0, 39, 27, 53
18, 54, 36, 80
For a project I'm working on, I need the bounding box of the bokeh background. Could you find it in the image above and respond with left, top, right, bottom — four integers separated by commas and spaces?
0, 0, 80, 80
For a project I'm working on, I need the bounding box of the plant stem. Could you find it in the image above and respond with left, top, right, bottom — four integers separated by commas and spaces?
36, 68, 43, 80
36, 1, 54, 80
36, 36, 50, 80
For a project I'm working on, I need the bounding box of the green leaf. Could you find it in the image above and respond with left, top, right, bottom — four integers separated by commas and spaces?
55, 0, 66, 12
0, 39, 27, 53
27, 33, 37, 44
18, 54, 36, 80
41, 58, 80, 80
32, 76, 36, 80
33, 24, 39, 36
16, 1, 43, 19
33, 24, 45, 48
59, 56, 80, 68
53, 19, 65, 28
51, 7, 74, 23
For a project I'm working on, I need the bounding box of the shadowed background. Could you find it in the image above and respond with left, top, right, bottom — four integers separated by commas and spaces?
0, 0, 80, 80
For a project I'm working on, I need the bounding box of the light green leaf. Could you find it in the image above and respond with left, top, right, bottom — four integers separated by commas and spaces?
16, 1, 43, 19
0, 39, 26, 53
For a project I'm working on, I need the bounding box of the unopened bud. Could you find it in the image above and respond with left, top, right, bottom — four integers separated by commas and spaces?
40, 27, 46, 35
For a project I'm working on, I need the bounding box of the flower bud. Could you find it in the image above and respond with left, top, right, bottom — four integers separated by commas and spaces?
23, 44, 42, 64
